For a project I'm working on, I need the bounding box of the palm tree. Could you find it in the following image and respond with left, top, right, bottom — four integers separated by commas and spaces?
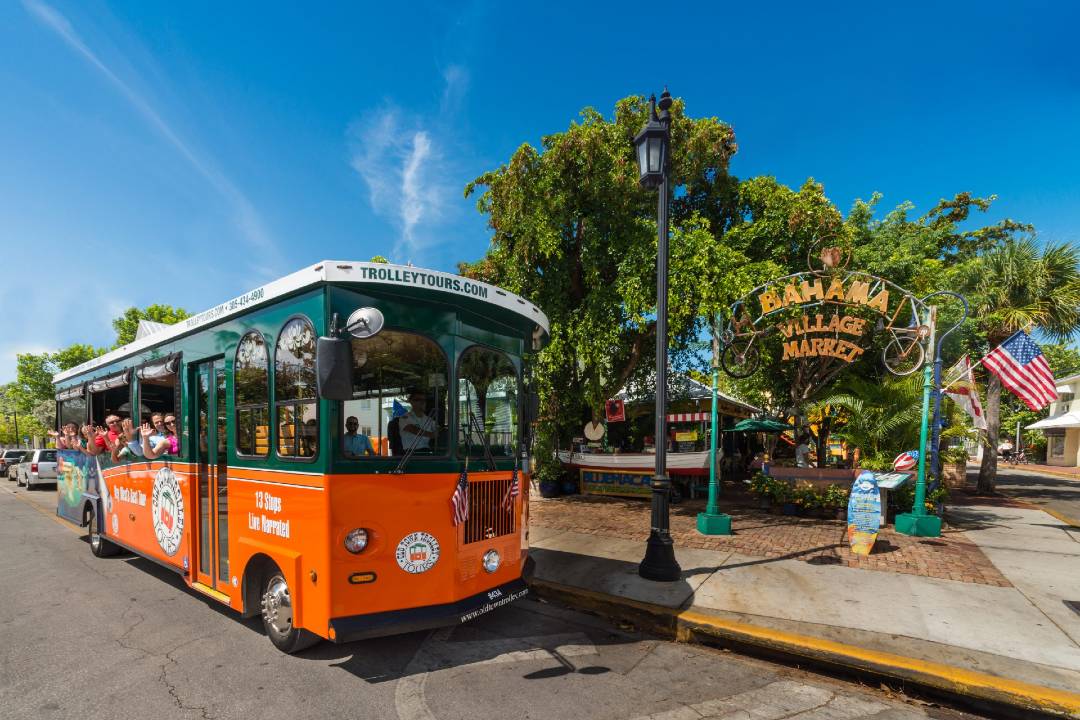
971, 239, 1080, 493
812, 375, 923, 468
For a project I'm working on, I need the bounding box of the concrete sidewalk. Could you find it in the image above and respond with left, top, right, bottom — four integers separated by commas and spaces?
528, 501, 1080, 717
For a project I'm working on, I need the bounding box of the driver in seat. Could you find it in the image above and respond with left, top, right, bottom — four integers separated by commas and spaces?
400, 391, 436, 452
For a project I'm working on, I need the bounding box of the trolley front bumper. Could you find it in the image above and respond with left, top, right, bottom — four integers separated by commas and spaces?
329, 577, 530, 643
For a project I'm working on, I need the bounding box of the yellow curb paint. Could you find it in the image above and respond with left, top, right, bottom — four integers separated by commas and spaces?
529, 578, 1080, 718
1036, 506, 1080, 530
676, 609, 1080, 716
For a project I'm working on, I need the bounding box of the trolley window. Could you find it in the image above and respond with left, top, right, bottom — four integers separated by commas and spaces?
274, 318, 318, 459
137, 356, 180, 452
88, 370, 131, 426
55, 385, 86, 429
235, 332, 269, 457
340, 330, 448, 458
457, 346, 519, 458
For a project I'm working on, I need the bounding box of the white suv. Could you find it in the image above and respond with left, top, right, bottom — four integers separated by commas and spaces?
18, 449, 58, 489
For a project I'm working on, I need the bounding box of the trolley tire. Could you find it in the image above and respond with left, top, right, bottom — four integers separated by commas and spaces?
87, 507, 119, 558
261, 570, 319, 654
720, 344, 760, 379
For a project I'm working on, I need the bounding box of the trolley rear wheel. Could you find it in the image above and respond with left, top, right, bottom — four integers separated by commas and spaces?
261, 570, 319, 654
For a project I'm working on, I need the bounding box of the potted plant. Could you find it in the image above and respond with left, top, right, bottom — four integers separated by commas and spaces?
940, 446, 969, 489
535, 463, 562, 498
823, 484, 849, 520
748, 472, 772, 510
926, 485, 950, 515
792, 484, 819, 517
770, 480, 793, 515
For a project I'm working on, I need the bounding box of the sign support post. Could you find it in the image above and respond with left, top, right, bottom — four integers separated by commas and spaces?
896, 306, 943, 538
698, 320, 732, 535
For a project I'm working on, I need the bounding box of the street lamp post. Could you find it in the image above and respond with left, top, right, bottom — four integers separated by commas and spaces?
635, 89, 682, 581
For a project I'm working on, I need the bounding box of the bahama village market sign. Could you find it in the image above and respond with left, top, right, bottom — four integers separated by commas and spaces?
718, 248, 930, 378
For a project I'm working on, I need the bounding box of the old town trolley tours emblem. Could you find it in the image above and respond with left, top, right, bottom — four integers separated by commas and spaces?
151, 467, 185, 556
396, 531, 441, 574
51, 260, 547, 653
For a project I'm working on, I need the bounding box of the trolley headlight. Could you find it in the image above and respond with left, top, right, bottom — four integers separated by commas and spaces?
344, 528, 369, 554
482, 549, 501, 573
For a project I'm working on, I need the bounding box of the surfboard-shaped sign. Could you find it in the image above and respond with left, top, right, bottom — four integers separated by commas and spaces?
847, 470, 881, 556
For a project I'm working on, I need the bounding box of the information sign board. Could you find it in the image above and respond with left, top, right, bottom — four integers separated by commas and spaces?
580, 469, 652, 498
847, 470, 881, 556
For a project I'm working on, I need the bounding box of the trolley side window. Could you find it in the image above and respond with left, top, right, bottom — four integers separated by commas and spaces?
457, 346, 519, 458
340, 330, 449, 458
87, 370, 131, 426
274, 317, 317, 459
137, 356, 180, 452
56, 385, 86, 430
235, 332, 269, 457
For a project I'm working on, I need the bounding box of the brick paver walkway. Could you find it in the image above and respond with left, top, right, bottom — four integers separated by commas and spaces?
530, 487, 1010, 587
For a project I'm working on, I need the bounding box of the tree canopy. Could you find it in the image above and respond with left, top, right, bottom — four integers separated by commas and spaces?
112, 304, 191, 347
461, 92, 1080, 487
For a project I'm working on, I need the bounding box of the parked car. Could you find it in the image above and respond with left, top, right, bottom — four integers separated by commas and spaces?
5, 450, 29, 481
0, 449, 26, 479
17, 449, 58, 489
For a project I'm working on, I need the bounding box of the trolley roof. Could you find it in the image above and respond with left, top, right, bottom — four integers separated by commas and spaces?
54, 261, 549, 385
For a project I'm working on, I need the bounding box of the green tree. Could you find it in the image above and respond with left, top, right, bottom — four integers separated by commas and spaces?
112, 304, 191, 347
461, 95, 770, 471
969, 239, 1080, 492
14, 343, 104, 412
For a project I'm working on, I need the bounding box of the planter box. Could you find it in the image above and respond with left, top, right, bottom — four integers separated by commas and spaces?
941, 462, 968, 489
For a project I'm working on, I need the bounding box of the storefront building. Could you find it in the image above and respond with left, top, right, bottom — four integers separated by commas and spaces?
1028, 371, 1080, 466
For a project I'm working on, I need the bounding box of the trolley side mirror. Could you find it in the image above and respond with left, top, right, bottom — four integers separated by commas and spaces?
316, 336, 354, 401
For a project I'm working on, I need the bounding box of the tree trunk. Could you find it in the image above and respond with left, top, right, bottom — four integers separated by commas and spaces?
977, 372, 1001, 494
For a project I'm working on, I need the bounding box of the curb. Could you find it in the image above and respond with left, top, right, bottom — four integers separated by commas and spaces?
528, 577, 1080, 719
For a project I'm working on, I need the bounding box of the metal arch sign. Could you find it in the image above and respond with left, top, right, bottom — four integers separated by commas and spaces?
718, 250, 931, 379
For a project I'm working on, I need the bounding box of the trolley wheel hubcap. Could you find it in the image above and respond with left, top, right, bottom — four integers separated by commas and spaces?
262, 576, 293, 635
89, 514, 101, 551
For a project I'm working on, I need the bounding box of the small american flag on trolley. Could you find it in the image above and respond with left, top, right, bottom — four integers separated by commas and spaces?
982, 330, 1058, 411
501, 468, 520, 511
450, 467, 469, 526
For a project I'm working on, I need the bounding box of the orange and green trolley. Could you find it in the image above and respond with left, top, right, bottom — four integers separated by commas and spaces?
53, 261, 548, 652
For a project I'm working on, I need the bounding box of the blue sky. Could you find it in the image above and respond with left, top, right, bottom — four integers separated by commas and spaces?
1, 1, 1078, 382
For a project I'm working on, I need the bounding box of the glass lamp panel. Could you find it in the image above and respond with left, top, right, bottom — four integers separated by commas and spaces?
636, 140, 648, 180
648, 137, 661, 173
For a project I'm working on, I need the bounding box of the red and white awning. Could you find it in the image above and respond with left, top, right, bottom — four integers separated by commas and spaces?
665, 412, 711, 423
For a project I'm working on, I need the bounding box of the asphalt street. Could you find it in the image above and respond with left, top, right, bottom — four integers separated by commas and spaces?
984, 466, 1080, 525
0, 480, 983, 720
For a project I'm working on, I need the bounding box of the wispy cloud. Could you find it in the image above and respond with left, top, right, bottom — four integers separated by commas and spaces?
349, 110, 451, 260
349, 68, 469, 260
22, 0, 280, 271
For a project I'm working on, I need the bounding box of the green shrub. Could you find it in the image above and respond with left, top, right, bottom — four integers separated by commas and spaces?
941, 446, 970, 464
822, 484, 850, 509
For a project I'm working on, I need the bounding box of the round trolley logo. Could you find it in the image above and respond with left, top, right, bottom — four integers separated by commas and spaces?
151, 467, 185, 557
395, 531, 440, 574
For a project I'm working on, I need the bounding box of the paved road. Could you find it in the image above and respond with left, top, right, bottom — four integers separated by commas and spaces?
0, 481, 981, 720
984, 466, 1080, 525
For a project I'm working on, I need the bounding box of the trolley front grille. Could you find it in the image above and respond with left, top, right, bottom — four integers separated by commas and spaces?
464, 476, 517, 544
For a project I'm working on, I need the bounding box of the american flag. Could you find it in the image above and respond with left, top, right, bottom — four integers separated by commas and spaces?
450, 467, 469, 526
501, 468, 520, 511
982, 331, 1058, 411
